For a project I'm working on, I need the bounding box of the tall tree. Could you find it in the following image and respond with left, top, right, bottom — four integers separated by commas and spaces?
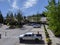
6, 12, 14, 25
54, 0, 60, 36
45, 0, 60, 36
15, 10, 23, 28
5, 13, 10, 24
0, 11, 4, 23
16, 11, 23, 23
36, 14, 41, 22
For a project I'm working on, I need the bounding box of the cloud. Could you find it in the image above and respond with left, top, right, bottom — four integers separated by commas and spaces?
8, 0, 19, 11
12, 0, 19, 10
23, 0, 37, 9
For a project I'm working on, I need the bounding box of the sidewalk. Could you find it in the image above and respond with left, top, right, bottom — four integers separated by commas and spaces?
45, 25, 57, 45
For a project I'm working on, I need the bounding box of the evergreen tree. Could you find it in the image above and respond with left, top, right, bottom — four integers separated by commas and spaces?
9, 12, 15, 25
5, 13, 10, 24
16, 10, 23, 28
6, 12, 15, 25
0, 11, 4, 23
16, 11, 23, 23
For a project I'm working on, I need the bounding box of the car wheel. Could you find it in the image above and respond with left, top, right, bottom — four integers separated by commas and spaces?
19, 38, 23, 43
35, 38, 39, 42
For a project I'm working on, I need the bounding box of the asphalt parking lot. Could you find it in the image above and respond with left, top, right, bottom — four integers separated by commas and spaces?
0, 25, 47, 45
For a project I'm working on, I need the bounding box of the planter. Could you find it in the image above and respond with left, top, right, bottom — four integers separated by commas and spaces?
47, 38, 52, 45
44, 25, 52, 45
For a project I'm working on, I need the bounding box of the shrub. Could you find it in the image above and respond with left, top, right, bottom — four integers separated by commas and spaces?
9, 25, 15, 29
44, 25, 50, 38
44, 25, 52, 45
46, 38, 52, 45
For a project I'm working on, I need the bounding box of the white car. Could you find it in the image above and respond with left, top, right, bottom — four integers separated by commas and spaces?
19, 32, 42, 43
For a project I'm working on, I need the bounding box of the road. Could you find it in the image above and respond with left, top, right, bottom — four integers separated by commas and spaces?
0, 25, 47, 45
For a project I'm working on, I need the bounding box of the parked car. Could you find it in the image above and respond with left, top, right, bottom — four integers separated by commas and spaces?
19, 32, 42, 43
33, 24, 41, 28
26, 23, 35, 26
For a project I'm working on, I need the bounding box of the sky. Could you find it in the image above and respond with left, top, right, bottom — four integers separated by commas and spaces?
0, 0, 51, 17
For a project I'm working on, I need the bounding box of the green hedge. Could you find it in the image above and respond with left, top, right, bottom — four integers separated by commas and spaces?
44, 25, 52, 45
